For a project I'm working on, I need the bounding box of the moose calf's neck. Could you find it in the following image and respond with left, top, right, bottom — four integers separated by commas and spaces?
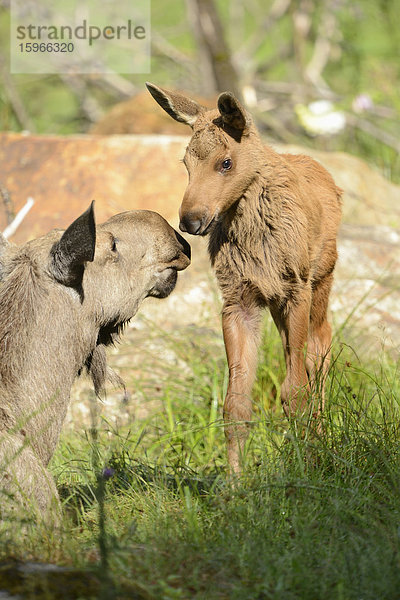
0, 257, 97, 464
207, 141, 313, 308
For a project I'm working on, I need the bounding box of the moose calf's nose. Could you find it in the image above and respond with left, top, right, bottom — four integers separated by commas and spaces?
179, 215, 202, 236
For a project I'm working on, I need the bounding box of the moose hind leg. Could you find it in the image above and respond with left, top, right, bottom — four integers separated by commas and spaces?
222, 301, 262, 474
270, 289, 311, 418
306, 272, 334, 412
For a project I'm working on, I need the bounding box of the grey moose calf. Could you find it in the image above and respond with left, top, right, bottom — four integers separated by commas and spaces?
0, 203, 190, 519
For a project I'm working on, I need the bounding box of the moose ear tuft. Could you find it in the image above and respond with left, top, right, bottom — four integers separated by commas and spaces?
49, 201, 96, 287
218, 92, 251, 132
146, 82, 204, 128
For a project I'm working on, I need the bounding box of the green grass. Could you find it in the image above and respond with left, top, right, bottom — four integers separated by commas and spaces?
1, 315, 400, 599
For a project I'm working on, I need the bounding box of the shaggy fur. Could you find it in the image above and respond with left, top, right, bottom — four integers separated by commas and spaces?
0, 204, 190, 518
147, 83, 342, 472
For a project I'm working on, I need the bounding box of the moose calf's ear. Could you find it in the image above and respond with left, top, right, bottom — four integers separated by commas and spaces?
146, 82, 203, 127
49, 201, 96, 287
218, 92, 251, 133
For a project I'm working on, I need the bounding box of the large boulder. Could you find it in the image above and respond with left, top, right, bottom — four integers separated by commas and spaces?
0, 132, 399, 366
275, 143, 400, 228
1, 133, 399, 242
0, 133, 188, 242
90, 90, 215, 136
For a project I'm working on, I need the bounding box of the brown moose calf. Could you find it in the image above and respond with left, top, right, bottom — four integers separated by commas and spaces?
0, 203, 190, 519
147, 83, 342, 473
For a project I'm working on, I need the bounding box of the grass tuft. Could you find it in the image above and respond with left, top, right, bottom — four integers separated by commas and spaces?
1, 315, 400, 598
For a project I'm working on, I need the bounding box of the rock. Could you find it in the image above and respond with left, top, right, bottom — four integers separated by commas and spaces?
334, 224, 400, 353
0, 132, 189, 243
0, 560, 101, 599
275, 143, 400, 228
0, 132, 398, 378
90, 89, 215, 136
1, 133, 399, 244
0, 559, 145, 599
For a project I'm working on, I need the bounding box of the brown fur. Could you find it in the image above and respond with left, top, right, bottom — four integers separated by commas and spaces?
147, 83, 342, 472
0, 204, 190, 518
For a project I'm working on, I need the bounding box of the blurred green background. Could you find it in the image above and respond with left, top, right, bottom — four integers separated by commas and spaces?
0, 0, 399, 181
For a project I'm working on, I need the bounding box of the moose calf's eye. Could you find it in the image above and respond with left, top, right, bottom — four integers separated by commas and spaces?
111, 237, 118, 252
222, 158, 233, 171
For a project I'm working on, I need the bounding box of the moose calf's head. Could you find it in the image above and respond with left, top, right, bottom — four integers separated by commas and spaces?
0, 202, 190, 367
146, 83, 264, 236
78, 205, 191, 321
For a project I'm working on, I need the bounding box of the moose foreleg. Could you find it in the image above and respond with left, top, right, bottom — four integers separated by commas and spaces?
222, 302, 261, 473
0, 434, 61, 522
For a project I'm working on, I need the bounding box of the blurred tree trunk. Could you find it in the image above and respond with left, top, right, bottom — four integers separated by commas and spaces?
0, 54, 35, 132
185, 0, 242, 99
291, 0, 313, 87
